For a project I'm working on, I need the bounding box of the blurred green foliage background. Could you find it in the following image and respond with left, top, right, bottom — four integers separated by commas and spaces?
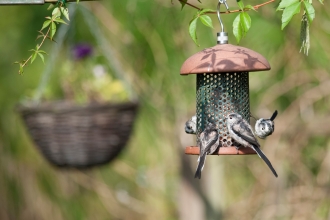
0, 0, 330, 219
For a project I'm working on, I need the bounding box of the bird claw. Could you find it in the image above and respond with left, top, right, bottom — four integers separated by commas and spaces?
235, 146, 240, 155
250, 111, 257, 120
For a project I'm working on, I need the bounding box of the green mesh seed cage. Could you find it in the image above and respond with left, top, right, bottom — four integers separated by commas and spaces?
181, 43, 271, 155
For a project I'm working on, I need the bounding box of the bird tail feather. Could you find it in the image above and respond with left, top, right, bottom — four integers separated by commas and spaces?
194, 154, 206, 179
270, 110, 278, 121
251, 145, 278, 178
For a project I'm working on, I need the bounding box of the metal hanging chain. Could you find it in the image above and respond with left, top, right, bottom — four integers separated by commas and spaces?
79, 5, 137, 101
33, 4, 76, 103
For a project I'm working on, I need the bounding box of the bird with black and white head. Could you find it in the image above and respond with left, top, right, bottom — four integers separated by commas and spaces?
226, 113, 278, 177
185, 115, 197, 134
255, 110, 278, 139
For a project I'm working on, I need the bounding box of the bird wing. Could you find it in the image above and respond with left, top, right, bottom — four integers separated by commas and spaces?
195, 126, 219, 179
200, 130, 219, 155
232, 120, 260, 147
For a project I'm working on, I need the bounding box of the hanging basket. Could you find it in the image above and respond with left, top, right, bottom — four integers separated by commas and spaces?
18, 101, 139, 168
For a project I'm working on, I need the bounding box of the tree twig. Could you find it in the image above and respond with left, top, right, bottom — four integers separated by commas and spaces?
21, 28, 51, 69
177, 0, 275, 14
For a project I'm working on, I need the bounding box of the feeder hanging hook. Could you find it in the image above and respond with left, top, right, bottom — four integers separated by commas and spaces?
217, 0, 229, 44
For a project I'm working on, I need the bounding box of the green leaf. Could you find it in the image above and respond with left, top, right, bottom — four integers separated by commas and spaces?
277, 0, 299, 10
47, 3, 55, 10
233, 14, 243, 43
189, 17, 199, 46
36, 31, 46, 40
52, 7, 61, 18
244, 5, 256, 12
38, 50, 47, 55
41, 20, 51, 30
281, 2, 301, 30
303, 1, 315, 23
237, 0, 244, 10
318, 0, 324, 4
54, 18, 68, 25
199, 15, 213, 28
180, 0, 187, 9
200, 8, 216, 14
19, 64, 24, 75
38, 53, 45, 63
31, 52, 37, 64
50, 22, 57, 39
240, 12, 251, 33
60, 7, 70, 21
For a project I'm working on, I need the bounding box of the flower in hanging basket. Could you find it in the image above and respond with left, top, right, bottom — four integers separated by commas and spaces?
50, 46, 130, 104
71, 43, 93, 60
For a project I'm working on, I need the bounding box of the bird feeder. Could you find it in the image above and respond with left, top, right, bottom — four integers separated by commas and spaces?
181, 0, 270, 155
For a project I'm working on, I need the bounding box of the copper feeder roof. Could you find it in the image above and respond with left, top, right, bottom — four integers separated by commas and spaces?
180, 44, 271, 75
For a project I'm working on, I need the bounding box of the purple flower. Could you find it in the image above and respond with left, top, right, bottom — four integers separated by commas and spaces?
72, 43, 93, 60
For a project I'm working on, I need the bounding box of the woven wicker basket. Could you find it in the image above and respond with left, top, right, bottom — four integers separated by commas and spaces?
18, 101, 139, 168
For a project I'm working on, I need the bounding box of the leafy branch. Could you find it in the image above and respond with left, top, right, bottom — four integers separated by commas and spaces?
14, 1, 71, 74
178, 0, 275, 46
177, 0, 275, 14
277, 0, 318, 55
188, 9, 216, 46
177, 0, 323, 55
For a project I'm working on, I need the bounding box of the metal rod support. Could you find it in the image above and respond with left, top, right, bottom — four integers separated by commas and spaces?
0, 0, 96, 5
45, 0, 96, 2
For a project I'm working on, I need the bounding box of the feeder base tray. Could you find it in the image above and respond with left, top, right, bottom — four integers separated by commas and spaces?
185, 146, 257, 155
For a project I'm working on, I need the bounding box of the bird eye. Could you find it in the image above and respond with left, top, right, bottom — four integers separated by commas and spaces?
262, 128, 264, 130
229, 117, 232, 119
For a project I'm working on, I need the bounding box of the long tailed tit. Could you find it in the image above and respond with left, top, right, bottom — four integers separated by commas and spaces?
185, 115, 197, 134
255, 110, 278, 139
226, 113, 278, 177
194, 122, 219, 179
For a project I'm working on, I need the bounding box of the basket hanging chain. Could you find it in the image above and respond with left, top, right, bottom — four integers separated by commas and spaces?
79, 6, 137, 101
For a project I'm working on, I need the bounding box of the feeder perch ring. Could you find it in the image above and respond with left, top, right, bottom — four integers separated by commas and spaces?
185, 146, 257, 155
